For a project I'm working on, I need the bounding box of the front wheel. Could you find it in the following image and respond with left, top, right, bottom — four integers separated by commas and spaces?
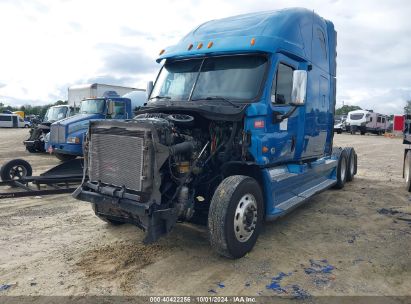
208, 175, 263, 259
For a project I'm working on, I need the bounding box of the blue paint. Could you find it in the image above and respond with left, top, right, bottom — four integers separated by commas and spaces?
266, 272, 290, 293
304, 259, 335, 274
0, 284, 11, 291
217, 282, 225, 288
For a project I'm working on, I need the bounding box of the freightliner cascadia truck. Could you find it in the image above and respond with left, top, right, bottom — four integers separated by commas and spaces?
73, 8, 358, 258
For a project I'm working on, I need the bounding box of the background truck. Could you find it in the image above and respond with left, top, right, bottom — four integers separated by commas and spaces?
346, 109, 389, 135
24, 105, 76, 153
68, 83, 140, 108
73, 8, 357, 258
47, 90, 145, 161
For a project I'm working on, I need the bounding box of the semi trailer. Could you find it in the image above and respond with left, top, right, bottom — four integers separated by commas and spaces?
73, 8, 357, 258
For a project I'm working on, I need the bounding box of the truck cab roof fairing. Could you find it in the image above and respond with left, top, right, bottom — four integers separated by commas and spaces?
156, 8, 334, 74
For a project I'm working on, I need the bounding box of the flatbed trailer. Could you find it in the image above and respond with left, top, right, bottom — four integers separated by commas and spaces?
0, 159, 83, 199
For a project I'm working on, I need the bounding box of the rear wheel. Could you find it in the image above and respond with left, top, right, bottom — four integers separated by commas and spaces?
54, 153, 77, 162
333, 149, 348, 189
208, 175, 263, 259
404, 151, 411, 192
345, 147, 357, 182
0, 159, 32, 181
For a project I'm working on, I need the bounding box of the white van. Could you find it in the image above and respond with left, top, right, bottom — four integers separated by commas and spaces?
346, 110, 389, 135
0, 113, 28, 128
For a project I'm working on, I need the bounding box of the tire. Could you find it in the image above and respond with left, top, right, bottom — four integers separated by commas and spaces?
92, 203, 125, 226
333, 149, 348, 189
404, 151, 411, 192
54, 153, 77, 162
208, 175, 264, 259
360, 131, 365, 135
344, 147, 357, 182
337, 130, 342, 134
0, 159, 32, 181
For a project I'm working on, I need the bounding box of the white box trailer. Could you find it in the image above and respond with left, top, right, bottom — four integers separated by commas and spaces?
68, 83, 143, 107
346, 109, 389, 135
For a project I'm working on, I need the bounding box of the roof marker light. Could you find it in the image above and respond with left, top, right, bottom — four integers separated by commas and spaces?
188, 43, 193, 50
207, 41, 213, 48
250, 38, 256, 46
197, 42, 203, 49
159, 49, 165, 55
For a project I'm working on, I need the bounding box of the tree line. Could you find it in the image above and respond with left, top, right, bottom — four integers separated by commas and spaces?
0, 100, 68, 118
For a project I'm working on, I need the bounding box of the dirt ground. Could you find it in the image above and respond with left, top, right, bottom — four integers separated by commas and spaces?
0, 128, 410, 297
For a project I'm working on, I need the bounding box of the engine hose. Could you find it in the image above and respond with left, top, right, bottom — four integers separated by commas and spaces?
169, 141, 195, 155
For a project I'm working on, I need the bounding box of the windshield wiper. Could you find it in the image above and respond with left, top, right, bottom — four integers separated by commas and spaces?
192, 96, 240, 108
149, 95, 171, 100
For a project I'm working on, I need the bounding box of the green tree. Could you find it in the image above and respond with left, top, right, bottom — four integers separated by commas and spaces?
335, 105, 362, 115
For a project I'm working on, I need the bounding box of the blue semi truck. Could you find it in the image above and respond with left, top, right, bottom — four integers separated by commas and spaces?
47, 90, 146, 161
73, 8, 357, 258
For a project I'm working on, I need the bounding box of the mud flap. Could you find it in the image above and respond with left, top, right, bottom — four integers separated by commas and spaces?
143, 208, 178, 244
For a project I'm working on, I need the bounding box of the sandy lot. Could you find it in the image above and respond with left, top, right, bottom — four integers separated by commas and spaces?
0, 128, 410, 297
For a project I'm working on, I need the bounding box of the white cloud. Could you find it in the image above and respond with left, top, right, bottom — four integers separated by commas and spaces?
0, 0, 410, 114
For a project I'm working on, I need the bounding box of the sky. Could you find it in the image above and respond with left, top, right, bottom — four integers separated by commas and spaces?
0, 0, 410, 114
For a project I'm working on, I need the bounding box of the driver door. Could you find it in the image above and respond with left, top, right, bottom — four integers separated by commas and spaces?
265, 57, 302, 164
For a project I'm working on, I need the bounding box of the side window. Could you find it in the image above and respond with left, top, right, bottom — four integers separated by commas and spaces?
271, 63, 294, 104
317, 29, 327, 59
19, 117, 24, 122
0, 115, 12, 122
382, 117, 386, 123
377, 116, 382, 123
369, 117, 373, 122
112, 102, 126, 119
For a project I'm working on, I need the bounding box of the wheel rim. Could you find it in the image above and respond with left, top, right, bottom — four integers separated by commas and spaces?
350, 153, 355, 176
340, 157, 347, 180
234, 194, 258, 243
9, 165, 28, 180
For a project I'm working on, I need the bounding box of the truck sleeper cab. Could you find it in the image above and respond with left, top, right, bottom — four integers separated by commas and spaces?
73, 8, 357, 258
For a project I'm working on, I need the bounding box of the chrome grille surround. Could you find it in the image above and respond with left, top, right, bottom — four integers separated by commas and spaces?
50, 124, 66, 143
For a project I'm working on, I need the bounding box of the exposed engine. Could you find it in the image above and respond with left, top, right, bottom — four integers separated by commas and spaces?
78, 111, 242, 242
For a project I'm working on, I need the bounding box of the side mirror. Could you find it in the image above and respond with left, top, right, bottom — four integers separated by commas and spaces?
107, 100, 114, 115
146, 81, 154, 98
291, 70, 307, 105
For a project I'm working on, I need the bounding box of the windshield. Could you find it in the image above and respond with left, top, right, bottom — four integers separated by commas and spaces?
44, 107, 68, 122
80, 99, 106, 114
150, 55, 267, 103
350, 113, 364, 120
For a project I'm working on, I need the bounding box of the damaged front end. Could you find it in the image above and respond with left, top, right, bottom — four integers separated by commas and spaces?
73, 119, 178, 243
